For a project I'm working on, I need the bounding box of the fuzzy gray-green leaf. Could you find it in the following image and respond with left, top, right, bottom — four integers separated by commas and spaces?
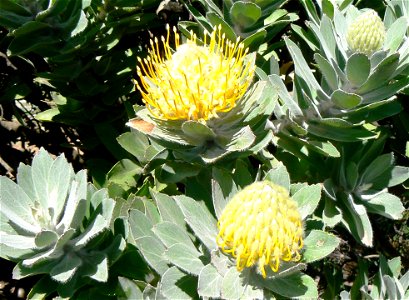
303, 230, 340, 263
159, 266, 195, 300
262, 273, 318, 299
165, 243, 205, 275
292, 184, 322, 220
346, 53, 371, 87
365, 192, 404, 219
134, 236, 168, 276
198, 264, 223, 298
315, 53, 339, 90
153, 222, 195, 249
331, 90, 362, 109
50, 254, 81, 283
384, 16, 407, 52
264, 162, 290, 191
174, 195, 218, 251
151, 191, 186, 227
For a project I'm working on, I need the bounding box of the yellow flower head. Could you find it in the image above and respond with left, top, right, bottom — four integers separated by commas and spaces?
135, 25, 254, 121
217, 181, 303, 278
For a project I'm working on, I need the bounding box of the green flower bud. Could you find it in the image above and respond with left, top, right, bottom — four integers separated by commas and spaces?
346, 9, 386, 56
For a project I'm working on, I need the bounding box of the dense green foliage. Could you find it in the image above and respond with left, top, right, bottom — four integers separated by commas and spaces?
1, 0, 409, 299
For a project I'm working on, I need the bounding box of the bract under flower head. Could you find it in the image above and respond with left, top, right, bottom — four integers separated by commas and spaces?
217, 181, 303, 278
135, 25, 254, 121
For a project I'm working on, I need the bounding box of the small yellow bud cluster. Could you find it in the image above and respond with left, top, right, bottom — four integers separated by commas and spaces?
346, 10, 386, 56
217, 181, 303, 278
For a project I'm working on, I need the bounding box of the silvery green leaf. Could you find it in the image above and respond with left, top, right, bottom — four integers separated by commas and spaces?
220, 267, 245, 300
34, 230, 58, 248
315, 53, 339, 90
229, 1, 261, 28
346, 53, 371, 87
88, 253, 108, 282
0, 244, 32, 261
345, 98, 401, 124
142, 284, 159, 300
331, 90, 362, 109
165, 243, 205, 275
285, 38, 330, 101
159, 266, 195, 300
89, 186, 108, 209
174, 195, 218, 251
225, 126, 255, 152
181, 121, 216, 146
56, 170, 87, 232
264, 162, 290, 191
0, 234, 36, 249
212, 168, 238, 219
292, 184, 322, 219
16, 163, 36, 202
117, 277, 144, 300
198, 264, 223, 298
384, 16, 407, 52
141, 199, 162, 225
262, 272, 318, 299
401, 270, 409, 291
303, 230, 340, 263
54, 228, 76, 251
30, 148, 55, 209
365, 192, 404, 219
387, 166, 409, 187
153, 222, 196, 249
356, 54, 400, 94
117, 131, 150, 163
129, 209, 154, 239
268, 74, 303, 116
360, 77, 409, 104
309, 140, 340, 157
0, 176, 39, 234
340, 194, 373, 246
50, 254, 82, 283
383, 275, 398, 299
134, 236, 168, 276
346, 162, 359, 190
72, 214, 108, 248
151, 191, 185, 227
158, 161, 201, 184
319, 15, 337, 62
307, 120, 377, 142
360, 153, 394, 186
47, 154, 75, 224
14, 258, 55, 280
210, 249, 231, 276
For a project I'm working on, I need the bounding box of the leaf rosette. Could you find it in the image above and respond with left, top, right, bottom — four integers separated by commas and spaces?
0, 149, 123, 296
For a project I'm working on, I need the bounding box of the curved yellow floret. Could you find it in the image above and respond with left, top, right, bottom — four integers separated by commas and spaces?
135, 25, 254, 121
217, 181, 304, 278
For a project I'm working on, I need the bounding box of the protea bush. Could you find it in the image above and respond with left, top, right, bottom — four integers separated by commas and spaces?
0, 0, 408, 299
0, 149, 124, 297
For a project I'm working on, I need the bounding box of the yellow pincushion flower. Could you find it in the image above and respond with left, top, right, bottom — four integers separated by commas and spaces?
135, 25, 254, 121
217, 181, 303, 278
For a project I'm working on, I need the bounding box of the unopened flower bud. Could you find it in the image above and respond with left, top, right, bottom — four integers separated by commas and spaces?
346, 10, 385, 56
